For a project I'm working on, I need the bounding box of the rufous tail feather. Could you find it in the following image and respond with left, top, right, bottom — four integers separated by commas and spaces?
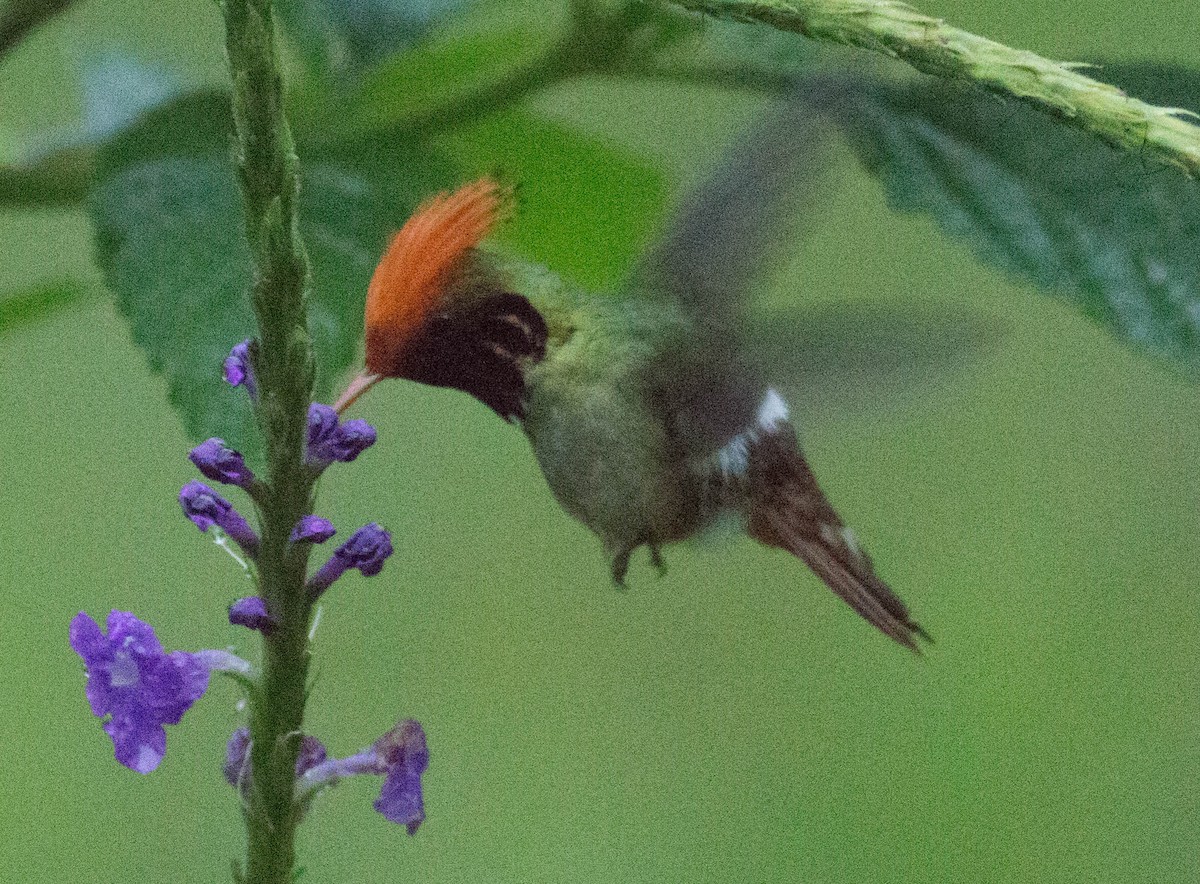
746, 426, 930, 651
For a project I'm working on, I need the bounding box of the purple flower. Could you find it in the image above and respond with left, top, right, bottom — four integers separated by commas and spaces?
298, 719, 428, 834
296, 733, 329, 776
188, 438, 255, 489
224, 727, 327, 791
224, 339, 256, 398
307, 523, 393, 598
306, 404, 377, 469
290, 515, 336, 544
70, 611, 211, 774
307, 403, 338, 449
179, 481, 260, 558
372, 719, 429, 834
224, 724, 328, 791
334, 419, 377, 460
228, 596, 276, 634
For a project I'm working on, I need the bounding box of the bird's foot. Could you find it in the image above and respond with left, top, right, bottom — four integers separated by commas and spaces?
610, 547, 632, 589
649, 544, 667, 578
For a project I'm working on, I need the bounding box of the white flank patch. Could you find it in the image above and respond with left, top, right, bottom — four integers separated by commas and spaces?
717, 387, 790, 478
756, 388, 789, 429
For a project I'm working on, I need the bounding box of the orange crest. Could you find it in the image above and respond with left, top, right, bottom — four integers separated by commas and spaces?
365, 177, 509, 376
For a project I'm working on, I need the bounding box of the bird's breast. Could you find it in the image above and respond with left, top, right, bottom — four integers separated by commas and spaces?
518, 304, 710, 552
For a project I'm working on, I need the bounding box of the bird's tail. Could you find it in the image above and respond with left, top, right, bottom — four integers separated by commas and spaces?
744, 425, 930, 652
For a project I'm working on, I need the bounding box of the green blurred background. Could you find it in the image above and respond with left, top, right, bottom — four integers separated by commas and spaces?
1, 0, 1198, 882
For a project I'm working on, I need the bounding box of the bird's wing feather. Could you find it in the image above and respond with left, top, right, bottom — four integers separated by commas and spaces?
626, 96, 835, 326
625, 94, 837, 456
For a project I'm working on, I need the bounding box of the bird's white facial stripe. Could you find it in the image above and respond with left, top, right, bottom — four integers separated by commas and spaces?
716, 388, 790, 478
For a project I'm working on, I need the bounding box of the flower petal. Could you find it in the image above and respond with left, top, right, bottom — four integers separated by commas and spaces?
84, 677, 111, 719
69, 612, 108, 667
372, 719, 428, 833
106, 610, 165, 657
375, 765, 426, 833
104, 716, 167, 774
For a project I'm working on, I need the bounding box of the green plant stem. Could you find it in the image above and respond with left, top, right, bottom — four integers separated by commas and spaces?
383, 33, 588, 140
0, 0, 77, 58
219, 0, 316, 882
378, 0, 654, 141
619, 60, 797, 96
665, 0, 1200, 177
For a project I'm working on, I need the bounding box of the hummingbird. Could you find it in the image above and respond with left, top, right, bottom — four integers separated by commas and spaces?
334, 103, 930, 651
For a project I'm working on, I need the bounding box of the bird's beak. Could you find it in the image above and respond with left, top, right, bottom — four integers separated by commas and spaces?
334, 371, 383, 415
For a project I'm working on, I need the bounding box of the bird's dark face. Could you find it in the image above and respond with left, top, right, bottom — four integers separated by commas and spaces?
361, 178, 545, 420
390, 290, 549, 422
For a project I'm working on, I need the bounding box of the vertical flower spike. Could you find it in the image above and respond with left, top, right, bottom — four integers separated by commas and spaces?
306, 523, 393, 599
70, 611, 212, 773
223, 339, 256, 398
365, 178, 509, 379
179, 481, 260, 558
189, 438, 256, 490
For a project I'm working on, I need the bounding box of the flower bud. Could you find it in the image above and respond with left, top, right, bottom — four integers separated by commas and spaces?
179, 481, 259, 558
228, 596, 276, 634
290, 515, 336, 544
223, 339, 256, 398
306, 523, 393, 598
188, 438, 254, 489
306, 404, 377, 469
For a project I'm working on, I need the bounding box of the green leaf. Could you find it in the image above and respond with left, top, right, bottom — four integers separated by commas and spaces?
90, 91, 456, 459
822, 64, 1200, 375
444, 109, 668, 289
276, 0, 479, 78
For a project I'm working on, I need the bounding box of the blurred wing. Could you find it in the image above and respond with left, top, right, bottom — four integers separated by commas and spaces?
628, 95, 839, 455
627, 94, 836, 325
750, 301, 1009, 425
